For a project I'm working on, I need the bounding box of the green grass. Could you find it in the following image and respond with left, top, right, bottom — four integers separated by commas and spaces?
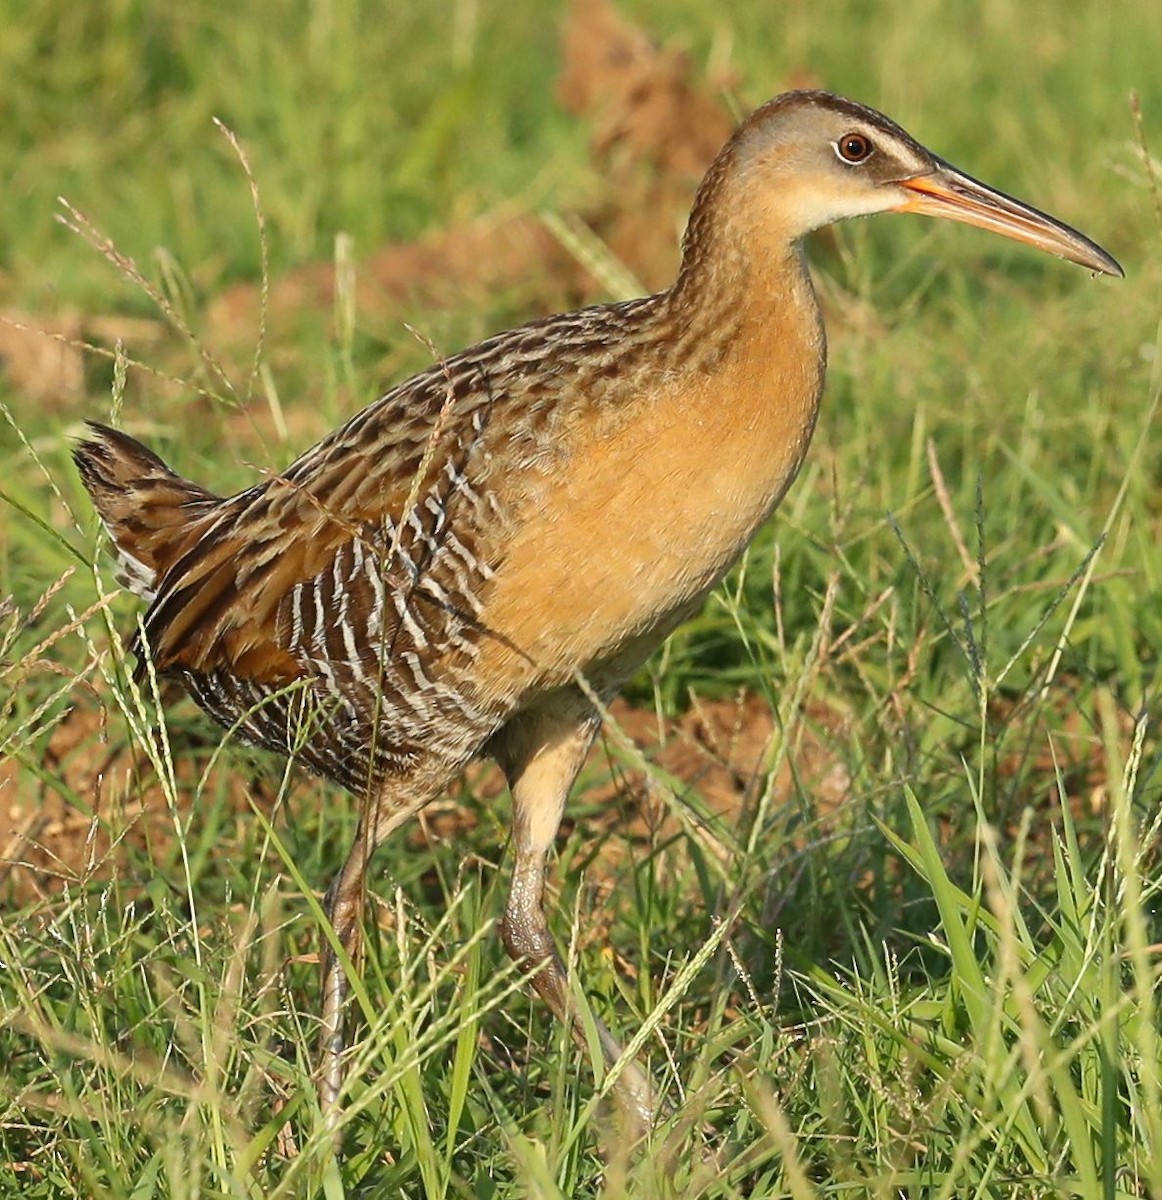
2, 0, 1161, 1195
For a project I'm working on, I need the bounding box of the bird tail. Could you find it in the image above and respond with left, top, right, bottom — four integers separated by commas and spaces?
73, 421, 223, 603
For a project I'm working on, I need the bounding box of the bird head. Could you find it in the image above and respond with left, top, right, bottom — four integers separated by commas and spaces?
719, 90, 1122, 277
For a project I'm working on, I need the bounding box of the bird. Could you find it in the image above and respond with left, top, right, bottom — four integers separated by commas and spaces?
73, 90, 1121, 1134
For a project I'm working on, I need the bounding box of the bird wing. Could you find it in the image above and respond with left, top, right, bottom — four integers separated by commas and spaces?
137, 298, 657, 708
138, 360, 507, 691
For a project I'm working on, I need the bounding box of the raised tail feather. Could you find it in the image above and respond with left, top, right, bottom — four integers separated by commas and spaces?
73, 421, 223, 603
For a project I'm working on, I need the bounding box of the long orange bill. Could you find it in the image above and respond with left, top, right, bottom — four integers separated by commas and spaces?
898, 161, 1123, 277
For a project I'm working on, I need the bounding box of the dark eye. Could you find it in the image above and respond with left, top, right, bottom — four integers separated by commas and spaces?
836, 132, 873, 163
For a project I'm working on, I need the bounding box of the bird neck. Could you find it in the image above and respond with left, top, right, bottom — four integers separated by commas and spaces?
647, 149, 827, 532
665, 145, 819, 368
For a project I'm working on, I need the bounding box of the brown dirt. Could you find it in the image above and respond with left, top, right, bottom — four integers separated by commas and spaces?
1, 0, 784, 407
2, 669, 1138, 913
0, 694, 271, 908
988, 687, 1132, 822
203, 0, 741, 355
1, 1, 838, 419
1, 681, 854, 910
0, 310, 166, 411
0, 311, 85, 405
205, 211, 584, 364
555, 0, 737, 291
593, 692, 851, 838
413, 693, 854, 889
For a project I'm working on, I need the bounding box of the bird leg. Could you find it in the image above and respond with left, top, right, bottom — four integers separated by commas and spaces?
318, 831, 371, 1115
318, 781, 435, 1117
494, 697, 655, 1136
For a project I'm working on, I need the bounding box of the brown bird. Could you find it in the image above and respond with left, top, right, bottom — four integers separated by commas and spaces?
73, 91, 1121, 1133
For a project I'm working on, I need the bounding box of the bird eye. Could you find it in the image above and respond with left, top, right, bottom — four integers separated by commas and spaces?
836, 132, 873, 164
